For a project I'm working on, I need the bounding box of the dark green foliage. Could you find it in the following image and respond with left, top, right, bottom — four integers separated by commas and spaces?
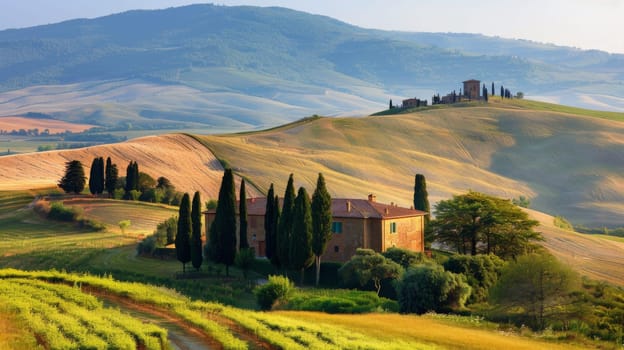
206, 169, 237, 276
270, 195, 281, 268
156, 176, 174, 190
150, 216, 178, 247
430, 191, 541, 259
491, 82, 495, 96
290, 187, 314, 284
491, 253, 579, 330
413, 174, 430, 226
277, 174, 296, 271
58, 160, 86, 194
175, 193, 192, 273
264, 184, 276, 261
235, 247, 255, 279
311, 173, 332, 286
286, 289, 398, 314
239, 179, 249, 249
88, 157, 104, 195
339, 248, 403, 295
104, 157, 118, 196
205, 199, 218, 210
124, 161, 140, 198
395, 263, 471, 314
382, 247, 426, 269
443, 254, 505, 304
137, 172, 156, 192
254, 275, 294, 310
191, 191, 202, 271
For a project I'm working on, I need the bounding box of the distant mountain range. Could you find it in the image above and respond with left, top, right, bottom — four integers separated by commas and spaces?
0, 4, 622, 130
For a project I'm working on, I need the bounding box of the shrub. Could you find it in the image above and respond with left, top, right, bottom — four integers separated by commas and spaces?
137, 235, 157, 255
339, 248, 403, 295
286, 289, 399, 313
235, 248, 256, 279
113, 188, 125, 200
48, 202, 79, 222
443, 254, 505, 304
395, 263, 471, 314
554, 215, 574, 231
382, 247, 426, 269
254, 275, 294, 310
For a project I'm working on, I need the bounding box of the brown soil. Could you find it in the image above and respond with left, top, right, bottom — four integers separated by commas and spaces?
0, 116, 94, 134
83, 286, 275, 350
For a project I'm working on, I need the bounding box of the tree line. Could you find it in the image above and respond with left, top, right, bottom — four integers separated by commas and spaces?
58, 158, 183, 205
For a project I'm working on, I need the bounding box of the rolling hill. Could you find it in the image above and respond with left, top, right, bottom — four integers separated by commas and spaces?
0, 4, 622, 132
1, 101, 624, 285
2, 101, 622, 228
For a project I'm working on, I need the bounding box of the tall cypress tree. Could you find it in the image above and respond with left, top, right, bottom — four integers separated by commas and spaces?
311, 173, 332, 286
207, 169, 237, 276
277, 174, 296, 273
176, 193, 192, 273
264, 184, 275, 260
105, 157, 118, 197
95, 157, 105, 194
500, 85, 504, 99
414, 174, 431, 226
291, 187, 314, 285
239, 179, 249, 249
89, 157, 99, 195
270, 195, 281, 269
125, 161, 134, 194
491, 82, 495, 96
191, 191, 203, 271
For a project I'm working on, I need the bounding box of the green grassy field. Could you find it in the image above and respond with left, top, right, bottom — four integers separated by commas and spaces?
0, 269, 598, 350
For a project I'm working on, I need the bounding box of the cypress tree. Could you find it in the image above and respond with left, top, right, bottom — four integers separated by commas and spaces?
208, 169, 237, 276
491, 82, 495, 96
414, 174, 431, 226
501, 85, 504, 99
191, 191, 203, 271
239, 179, 249, 249
270, 195, 281, 268
89, 157, 99, 195
277, 174, 296, 273
58, 160, 86, 194
311, 173, 332, 286
125, 161, 134, 194
264, 184, 275, 260
105, 157, 118, 197
176, 193, 192, 273
291, 187, 314, 285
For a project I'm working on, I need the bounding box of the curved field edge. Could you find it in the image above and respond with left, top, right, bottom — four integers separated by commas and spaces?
0, 269, 592, 350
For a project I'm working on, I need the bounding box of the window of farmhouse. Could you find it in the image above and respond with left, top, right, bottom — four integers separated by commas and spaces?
390, 222, 397, 234
332, 221, 343, 234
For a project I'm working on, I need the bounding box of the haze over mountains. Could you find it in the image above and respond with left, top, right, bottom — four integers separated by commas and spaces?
0, 4, 623, 131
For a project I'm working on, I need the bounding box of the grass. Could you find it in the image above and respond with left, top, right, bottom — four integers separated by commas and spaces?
488, 98, 624, 122
276, 311, 591, 350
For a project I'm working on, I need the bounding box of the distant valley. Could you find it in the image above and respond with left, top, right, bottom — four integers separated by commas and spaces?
0, 4, 623, 132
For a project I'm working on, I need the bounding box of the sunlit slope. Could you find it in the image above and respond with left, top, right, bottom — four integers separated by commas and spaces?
0, 134, 259, 200
197, 106, 624, 226
526, 209, 624, 286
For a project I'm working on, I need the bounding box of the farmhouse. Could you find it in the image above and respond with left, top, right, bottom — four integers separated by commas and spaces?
204, 194, 427, 262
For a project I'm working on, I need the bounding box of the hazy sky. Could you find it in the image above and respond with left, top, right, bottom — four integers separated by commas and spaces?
2, 0, 622, 54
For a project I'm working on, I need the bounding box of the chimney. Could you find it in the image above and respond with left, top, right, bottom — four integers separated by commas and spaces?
346, 200, 351, 212
384, 207, 389, 215
368, 194, 376, 202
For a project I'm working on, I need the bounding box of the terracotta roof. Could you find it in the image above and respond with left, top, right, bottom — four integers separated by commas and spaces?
204, 197, 428, 219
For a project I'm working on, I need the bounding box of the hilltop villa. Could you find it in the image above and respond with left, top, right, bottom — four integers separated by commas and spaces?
204, 194, 427, 262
